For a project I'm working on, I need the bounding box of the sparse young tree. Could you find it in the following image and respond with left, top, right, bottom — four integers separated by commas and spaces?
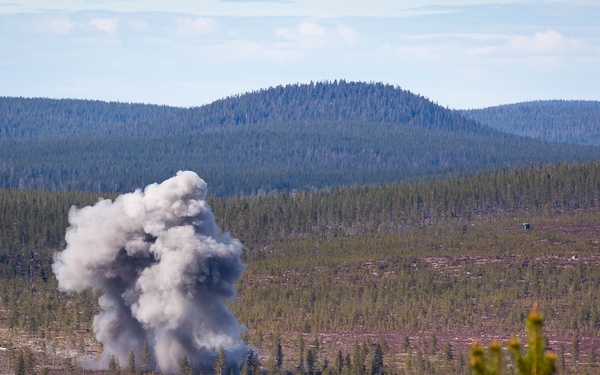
14, 349, 25, 375
335, 350, 344, 374
108, 355, 122, 375
443, 342, 453, 363
127, 348, 136, 373
306, 349, 316, 375
272, 334, 284, 374
213, 346, 228, 375
296, 333, 305, 374
141, 339, 151, 372
241, 349, 258, 375
179, 355, 193, 375
370, 343, 384, 375
22, 346, 34, 375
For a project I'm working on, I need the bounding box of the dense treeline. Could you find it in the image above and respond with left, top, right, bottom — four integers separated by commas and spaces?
1, 120, 598, 195
0, 189, 112, 251
0, 97, 181, 139
1, 162, 598, 253
210, 162, 600, 247
461, 100, 600, 147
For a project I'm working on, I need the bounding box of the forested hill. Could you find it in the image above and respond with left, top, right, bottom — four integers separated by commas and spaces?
1, 82, 599, 195
460, 100, 600, 147
144, 81, 483, 135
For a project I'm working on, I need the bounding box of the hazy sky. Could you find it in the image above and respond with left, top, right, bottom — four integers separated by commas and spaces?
1, 0, 598, 109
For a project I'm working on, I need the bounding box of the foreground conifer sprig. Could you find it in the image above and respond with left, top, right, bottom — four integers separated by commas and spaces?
470, 302, 556, 375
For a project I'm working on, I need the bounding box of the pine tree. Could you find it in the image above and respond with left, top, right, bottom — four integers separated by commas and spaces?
272, 334, 284, 374
444, 342, 453, 363
127, 348, 136, 373
241, 349, 258, 375
306, 349, 316, 375
22, 346, 34, 375
370, 343, 384, 375
213, 346, 228, 375
296, 333, 305, 374
335, 350, 344, 374
179, 355, 193, 375
141, 339, 151, 372
108, 355, 122, 375
14, 349, 25, 375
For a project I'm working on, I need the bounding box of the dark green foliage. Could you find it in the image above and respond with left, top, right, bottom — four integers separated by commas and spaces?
240, 349, 258, 375
444, 342, 453, 363
370, 343, 384, 375
336, 350, 344, 374
306, 349, 316, 375
272, 334, 284, 373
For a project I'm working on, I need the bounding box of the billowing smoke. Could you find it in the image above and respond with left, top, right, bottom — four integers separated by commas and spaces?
52, 171, 248, 373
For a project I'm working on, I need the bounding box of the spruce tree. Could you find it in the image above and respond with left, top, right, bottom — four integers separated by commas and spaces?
141, 339, 151, 372
14, 349, 25, 375
127, 348, 136, 373
370, 343, 384, 375
179, 355, 193, 375
108, 355, 122, 375
213, 346, 228, 375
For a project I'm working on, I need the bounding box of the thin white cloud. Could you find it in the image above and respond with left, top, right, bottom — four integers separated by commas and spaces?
465, 45, 500, 57
89, 17, 118, 34
174, 17, 216, 37
208, 39, 300, 62
508, 29, 586, 54
335, 25, 359, 46
128, 18, 150, 33
275, 21, 359, 49
392, 44, 441, 61
31, 16, 75, 35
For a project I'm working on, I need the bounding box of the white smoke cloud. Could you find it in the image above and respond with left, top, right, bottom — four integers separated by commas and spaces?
52, 171, 248, 373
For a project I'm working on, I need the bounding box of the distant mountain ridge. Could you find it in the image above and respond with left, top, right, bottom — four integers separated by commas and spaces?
0, 82, 598, 195
461, 100, 600, 147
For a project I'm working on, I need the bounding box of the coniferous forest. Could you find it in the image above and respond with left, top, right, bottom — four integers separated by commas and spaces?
0, 162, 599, 374
1, 82, 599, 195
0, 82, 599, 374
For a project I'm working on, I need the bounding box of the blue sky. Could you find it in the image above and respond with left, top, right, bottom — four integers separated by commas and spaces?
0, 0, 598, 109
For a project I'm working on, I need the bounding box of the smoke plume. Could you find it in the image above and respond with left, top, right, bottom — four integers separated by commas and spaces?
52, 171, 248, 372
